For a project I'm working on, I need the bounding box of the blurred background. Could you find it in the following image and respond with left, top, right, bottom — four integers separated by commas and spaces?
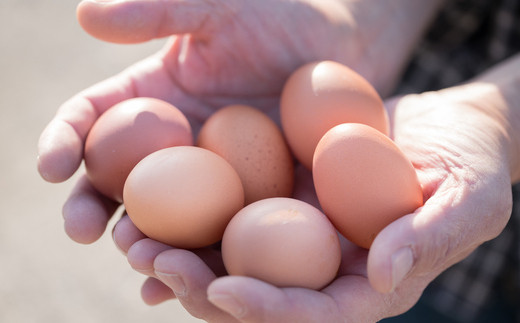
0, 1, 201, 322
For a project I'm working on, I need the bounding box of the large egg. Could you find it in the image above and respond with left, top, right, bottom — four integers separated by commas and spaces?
84, 97, 193, 202
222, 197, 341, 290
280, 60, 388, 169
123, 146, 244, 248
197, 104, 294, 205
313, 123, 423, 249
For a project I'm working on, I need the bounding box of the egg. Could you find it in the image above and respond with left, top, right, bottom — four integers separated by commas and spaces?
123, 146, 244, 249
313, 123, 423, 249
221, 197, 341, 290
197, 104, 294, 205
84, 97, 193, 202
280, 60, 389, 169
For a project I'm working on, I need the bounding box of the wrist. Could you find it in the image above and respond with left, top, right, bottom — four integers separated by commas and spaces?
469, 54, 520, 183
438, 55, 520, 184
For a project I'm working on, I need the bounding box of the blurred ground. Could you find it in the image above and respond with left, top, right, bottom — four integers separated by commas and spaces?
0, 1, 202, 322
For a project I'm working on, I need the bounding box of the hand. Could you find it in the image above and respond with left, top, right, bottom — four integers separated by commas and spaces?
39, 0, 357, 243
37, 0, 451, 320
116, 55, 520, 322
38, 0, 444, 244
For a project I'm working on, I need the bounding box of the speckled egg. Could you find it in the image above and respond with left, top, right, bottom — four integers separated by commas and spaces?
197, 104, 294, 205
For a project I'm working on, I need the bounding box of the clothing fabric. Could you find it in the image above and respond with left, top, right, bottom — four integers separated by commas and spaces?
390, 0, 520, 322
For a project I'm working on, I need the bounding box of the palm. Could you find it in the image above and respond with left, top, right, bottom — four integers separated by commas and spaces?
123, 0, 359, 130
39, 1, 459, 321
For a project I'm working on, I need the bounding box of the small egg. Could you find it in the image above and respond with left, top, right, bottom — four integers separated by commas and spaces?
197, 104, 294, 205
280, 60, 389, 169
84, 97, 193, 202
221, 197, 341, 290
123, 146, 244, 249
313, 123, 423, 249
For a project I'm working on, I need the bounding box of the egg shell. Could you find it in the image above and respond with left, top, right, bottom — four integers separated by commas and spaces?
222, 197, 341, 290
280, 60, 389, 169
84, 97, 193, 202
197, 104, 294, 205
123, 146, 244, 249
313, 123, 423, 249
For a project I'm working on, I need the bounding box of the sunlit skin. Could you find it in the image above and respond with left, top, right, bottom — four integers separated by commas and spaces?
38, 0, 520, 322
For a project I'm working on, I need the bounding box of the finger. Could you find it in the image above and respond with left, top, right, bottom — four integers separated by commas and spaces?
62, 175, 120, 244
141, 277, 177, 305
124, 235, 226, 277
208, 276, 338, 322
127, 238, 172, 276
207, 275, 411, 322
37, 75, 136, 183
77, 0, 233, 44
367, 176, 513, 293
113, 214, 147, 254
37, 97, 97, 183
154, 249, 237, 322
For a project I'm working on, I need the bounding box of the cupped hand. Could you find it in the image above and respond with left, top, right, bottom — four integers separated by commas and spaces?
36, 0, 479, 321
39, 0, 356, 243
38, 0, 439, 243
116, 70, 518, 321
38, 0, 441, 243
38, 0, 354, 243
368, 81, 515, 295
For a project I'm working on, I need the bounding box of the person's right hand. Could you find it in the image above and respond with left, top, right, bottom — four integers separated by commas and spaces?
115, 54, 520, 322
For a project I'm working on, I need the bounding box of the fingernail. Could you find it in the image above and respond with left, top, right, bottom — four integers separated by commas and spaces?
208, 293, 246, 319
155, 272, 186, 297
391, 247, 414, 292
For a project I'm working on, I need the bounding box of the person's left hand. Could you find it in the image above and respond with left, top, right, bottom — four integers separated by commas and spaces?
116, 55, 519, 322
39, 0, 435, 244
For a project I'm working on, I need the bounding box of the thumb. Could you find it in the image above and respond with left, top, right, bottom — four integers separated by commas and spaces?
77, 0, 235, 44
367, 180, 512, 294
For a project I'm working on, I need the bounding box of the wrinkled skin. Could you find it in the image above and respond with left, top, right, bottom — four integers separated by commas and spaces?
38, 0, 520, 322
113, 79, 517, 322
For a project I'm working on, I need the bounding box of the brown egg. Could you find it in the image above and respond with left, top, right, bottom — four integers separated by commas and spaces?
123, 146, 244, 249
313, 123, 423, 249
221, 197, 341, 290
280, 60, 389, 169
197, 104, 294, 205
84, 97, 193, 202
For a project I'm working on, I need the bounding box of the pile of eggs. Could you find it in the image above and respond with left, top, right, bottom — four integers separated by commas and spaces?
84, 60, 423, 290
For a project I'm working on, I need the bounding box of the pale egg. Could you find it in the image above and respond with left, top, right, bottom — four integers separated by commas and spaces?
221, 197, 341, 289
197, 104, 294, 205
123, 146, 244, 249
